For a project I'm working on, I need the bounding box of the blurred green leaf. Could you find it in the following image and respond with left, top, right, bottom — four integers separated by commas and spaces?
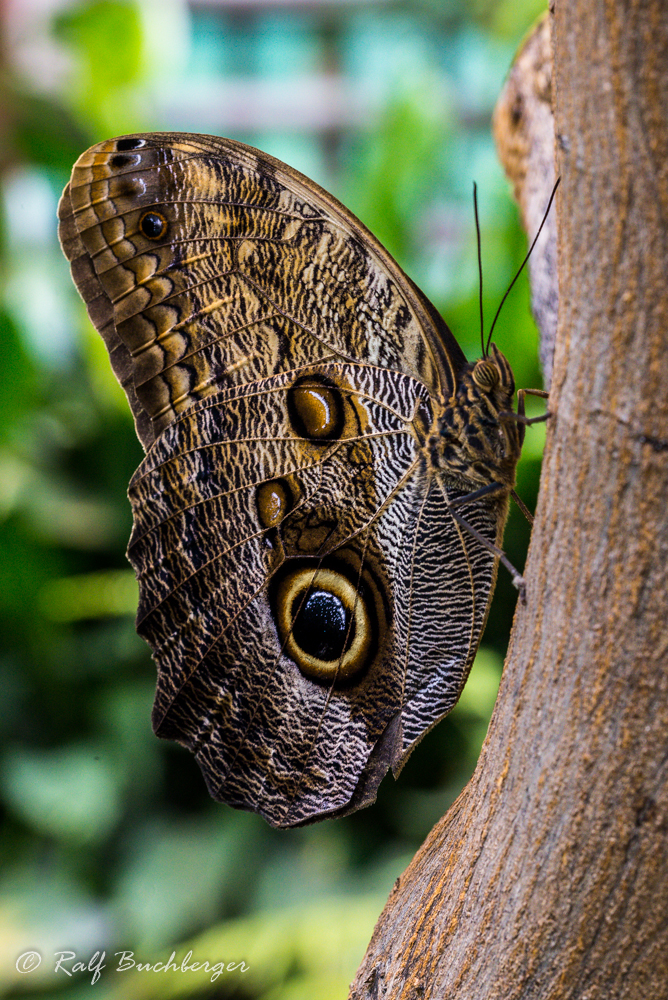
454, 646, 503, 720
0, 308, 39, 439
99, 896, 382, 999
2, 744, 123, 844
343, 81, 452, 266
54, 0, 147, 135
0, 78, 90, 173
114, 812, 263, 948
39, 570, 138, 623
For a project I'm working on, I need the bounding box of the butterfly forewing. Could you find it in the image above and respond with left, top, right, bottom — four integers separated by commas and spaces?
58, 133, 466, 449
59, 132, 517, 827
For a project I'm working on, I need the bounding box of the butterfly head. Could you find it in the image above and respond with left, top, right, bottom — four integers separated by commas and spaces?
430, 343, 520, 490
472, 342, 515, 401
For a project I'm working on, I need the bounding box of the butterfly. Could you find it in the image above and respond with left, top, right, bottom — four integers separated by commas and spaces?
58, 132, 543, 828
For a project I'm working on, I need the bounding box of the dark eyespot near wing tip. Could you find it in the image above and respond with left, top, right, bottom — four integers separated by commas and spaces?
110, 153, 141, 169
116, 137, 146, 151
139, 211, 167, 240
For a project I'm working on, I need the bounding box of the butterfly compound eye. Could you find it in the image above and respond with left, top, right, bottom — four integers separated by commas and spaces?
472, 358, 500, 391
274, 566, 373, 683
139, 211, 167, 240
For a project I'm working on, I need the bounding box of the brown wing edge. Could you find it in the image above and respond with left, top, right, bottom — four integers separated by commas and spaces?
57, 183, 155, 450
262, 712, 404, 828
405, 274, 469, 387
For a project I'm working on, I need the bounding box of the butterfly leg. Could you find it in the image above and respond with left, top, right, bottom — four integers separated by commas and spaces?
499, 388, 550, 448
496, 386, 551, 525
510, 488, 534, 526
520, 388, 550, 399
515, 386, 550, 422
448, 484, 527, 601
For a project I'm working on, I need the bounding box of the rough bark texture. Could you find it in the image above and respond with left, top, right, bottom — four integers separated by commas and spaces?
493, 14, 557, 387
350, 1, 668, 996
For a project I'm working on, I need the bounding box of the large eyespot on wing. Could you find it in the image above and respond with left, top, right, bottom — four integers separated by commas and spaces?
58, 131, 468, 451
124, 362, 433, 827
107, 356, 507, 828
270, 555, 386, 685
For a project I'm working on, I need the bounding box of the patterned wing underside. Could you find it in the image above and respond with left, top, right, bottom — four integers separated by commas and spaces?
58, 132, 506, 828
58, 132, 467, 450
127, 362, 499, 826
393, 478, 502, 753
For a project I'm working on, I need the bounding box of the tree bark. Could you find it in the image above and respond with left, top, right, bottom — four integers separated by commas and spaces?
493, 14, 558, 387
349, 1, 668, 996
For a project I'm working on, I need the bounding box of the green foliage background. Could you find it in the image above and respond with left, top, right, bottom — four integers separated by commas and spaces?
1, 1, 546, 996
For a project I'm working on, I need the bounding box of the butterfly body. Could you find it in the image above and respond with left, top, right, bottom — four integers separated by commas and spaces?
59, 133, 523, 827
429, 348, 520, 492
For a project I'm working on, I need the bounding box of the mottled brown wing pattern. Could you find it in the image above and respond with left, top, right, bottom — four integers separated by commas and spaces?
58, 132, 466, 449
58, 132, 516, 827
127, 362, 501, 825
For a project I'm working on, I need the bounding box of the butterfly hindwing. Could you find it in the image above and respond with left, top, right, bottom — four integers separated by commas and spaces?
125, 361, 498, 826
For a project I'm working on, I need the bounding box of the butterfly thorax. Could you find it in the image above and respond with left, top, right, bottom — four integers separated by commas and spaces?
428, 344, 521, 492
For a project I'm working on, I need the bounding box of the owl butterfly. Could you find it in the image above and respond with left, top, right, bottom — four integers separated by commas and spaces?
59, 133, 546, 828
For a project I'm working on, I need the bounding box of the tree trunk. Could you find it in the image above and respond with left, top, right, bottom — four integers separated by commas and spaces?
493, 13, 558, 387
349, 1, 668, 996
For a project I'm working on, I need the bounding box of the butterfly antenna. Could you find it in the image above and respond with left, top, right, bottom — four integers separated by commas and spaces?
473, 182, 486, 357
485, 176, 561, 355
